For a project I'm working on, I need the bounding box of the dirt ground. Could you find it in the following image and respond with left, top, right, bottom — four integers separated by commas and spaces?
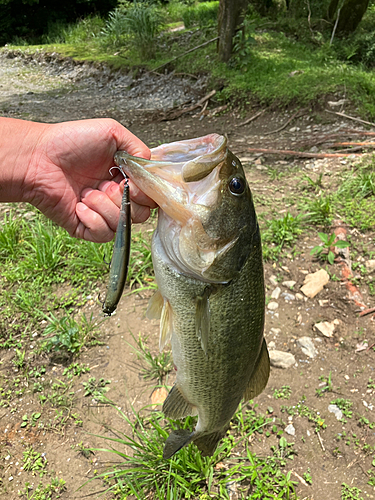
1, 50, 375, 500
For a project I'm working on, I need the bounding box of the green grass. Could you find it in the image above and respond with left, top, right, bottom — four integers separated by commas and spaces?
89, 404, 297, 499
0, 210, 155, 329
5, 4, 375, 117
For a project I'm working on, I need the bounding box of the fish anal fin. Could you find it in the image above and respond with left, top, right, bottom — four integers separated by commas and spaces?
194, 429, 227, 457
196, 288, 210, 355
159, 299, 173, 352
163, 429, 194, 459
146, 290, 164, 320
163, 384, 194, 419
243, 339, 270, 402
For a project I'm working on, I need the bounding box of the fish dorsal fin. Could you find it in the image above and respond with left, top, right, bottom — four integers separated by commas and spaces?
196, 288, 210, 355
146, 290, 164, 320
159, 299, 173, 352
243, 339, 270, 402
163, 384, 194, 419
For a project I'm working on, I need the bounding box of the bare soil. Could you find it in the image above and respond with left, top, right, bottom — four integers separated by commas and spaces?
1, 50, 375, 500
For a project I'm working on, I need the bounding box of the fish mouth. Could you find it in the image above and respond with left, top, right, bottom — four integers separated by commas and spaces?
114, 134, 230, 280
114, 134, 227, 224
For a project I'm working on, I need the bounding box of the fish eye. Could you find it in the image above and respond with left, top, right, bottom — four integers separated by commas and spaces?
229, 177, 245, 195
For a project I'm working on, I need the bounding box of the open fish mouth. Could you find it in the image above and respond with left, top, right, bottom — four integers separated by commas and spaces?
114, 133, 227, 224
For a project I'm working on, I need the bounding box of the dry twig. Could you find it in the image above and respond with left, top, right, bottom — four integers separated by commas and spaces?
325, 110, 375, 128
150, 36, 219, 74
236, 108, 267, 128
263, 109, 305, 135
160, 90, 216, 121
246, 147, 362, 158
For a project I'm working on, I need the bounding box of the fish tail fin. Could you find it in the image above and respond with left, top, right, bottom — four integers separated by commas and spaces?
163, 429, 194, 459
193, 429, 227, 457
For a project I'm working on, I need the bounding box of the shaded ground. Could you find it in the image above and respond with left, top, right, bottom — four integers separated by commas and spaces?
0, 50, 375, 500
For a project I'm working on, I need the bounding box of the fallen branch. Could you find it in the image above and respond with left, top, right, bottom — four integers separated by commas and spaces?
359, 307, 375, 318
236, 108, 267, 128
150, 36, 219, 74
325, 110, 375, 128
331, 141, 375, 148
160, 89, 216, 121
263, 109, 305, 136
247, 147, 362, 158
199, 104, 228, 118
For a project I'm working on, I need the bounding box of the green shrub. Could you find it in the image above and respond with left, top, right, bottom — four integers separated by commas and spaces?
182, 1, 219, 29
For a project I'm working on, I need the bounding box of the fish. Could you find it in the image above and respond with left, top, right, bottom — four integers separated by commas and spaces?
114, 133, 269, 459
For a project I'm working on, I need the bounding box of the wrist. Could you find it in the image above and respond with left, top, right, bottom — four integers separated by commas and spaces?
0, 118, 48, 203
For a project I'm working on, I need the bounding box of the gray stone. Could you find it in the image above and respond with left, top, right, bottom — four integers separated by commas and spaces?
285, 424, 296, 436
267, 301, 279, 311
282, 280, 296, 289
269, 350, 296, 369
296, 337, 317, 358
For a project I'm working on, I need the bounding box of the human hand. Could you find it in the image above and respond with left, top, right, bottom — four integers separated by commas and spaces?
25, 118, 157, 242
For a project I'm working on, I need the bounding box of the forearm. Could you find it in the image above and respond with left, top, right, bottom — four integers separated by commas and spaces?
0, 117, 48, 203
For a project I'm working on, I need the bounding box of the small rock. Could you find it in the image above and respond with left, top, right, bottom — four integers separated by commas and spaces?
363, 400, 374, 411
151, 387, 168, 407
271, 287, 281, 299
267, 301, 279, 311
295, 293, 304, 301
270, 327, 282, 335
318, 299, 329, 307
269, 275, 278, 286
269, 350, 296, 369
296, 337, 317, 358
282, 280, 296, 289
328, 404, 343, 420
282, 292, 295, 301
314, 319, 339, 338
268, 341, 276, 349
285, 424, 296, 436
300, 269, 330, 298
254, 158, 263, 165
365, 260, 375, 272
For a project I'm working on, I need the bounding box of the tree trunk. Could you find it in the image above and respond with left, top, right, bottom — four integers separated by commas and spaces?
329, 0, 369, 33
327, 0, 339, 20
217, 0, 248, 63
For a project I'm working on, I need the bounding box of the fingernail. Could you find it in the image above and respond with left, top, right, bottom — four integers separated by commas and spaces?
81, 188, 94, 199
77, 202, 88, 212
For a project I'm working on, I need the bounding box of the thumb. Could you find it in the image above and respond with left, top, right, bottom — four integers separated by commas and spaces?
112, 121, 151, 160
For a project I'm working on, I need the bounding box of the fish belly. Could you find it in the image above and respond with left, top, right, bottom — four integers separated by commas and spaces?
152, 227, 266, 457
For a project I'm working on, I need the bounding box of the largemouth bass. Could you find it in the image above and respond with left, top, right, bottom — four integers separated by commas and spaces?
114, 134, 269, 459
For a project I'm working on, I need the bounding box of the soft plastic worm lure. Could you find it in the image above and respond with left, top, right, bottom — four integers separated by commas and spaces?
103, 172, 131, 315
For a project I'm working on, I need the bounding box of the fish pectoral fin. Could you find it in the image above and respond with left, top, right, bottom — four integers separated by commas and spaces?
195, 288, 210, 355
159, 299, 173, 352
163, 429, 194, 459
146, 290, 164, 320
163, 384, 194, 419
243, 339, 270, 402
194, 428, 228, 457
